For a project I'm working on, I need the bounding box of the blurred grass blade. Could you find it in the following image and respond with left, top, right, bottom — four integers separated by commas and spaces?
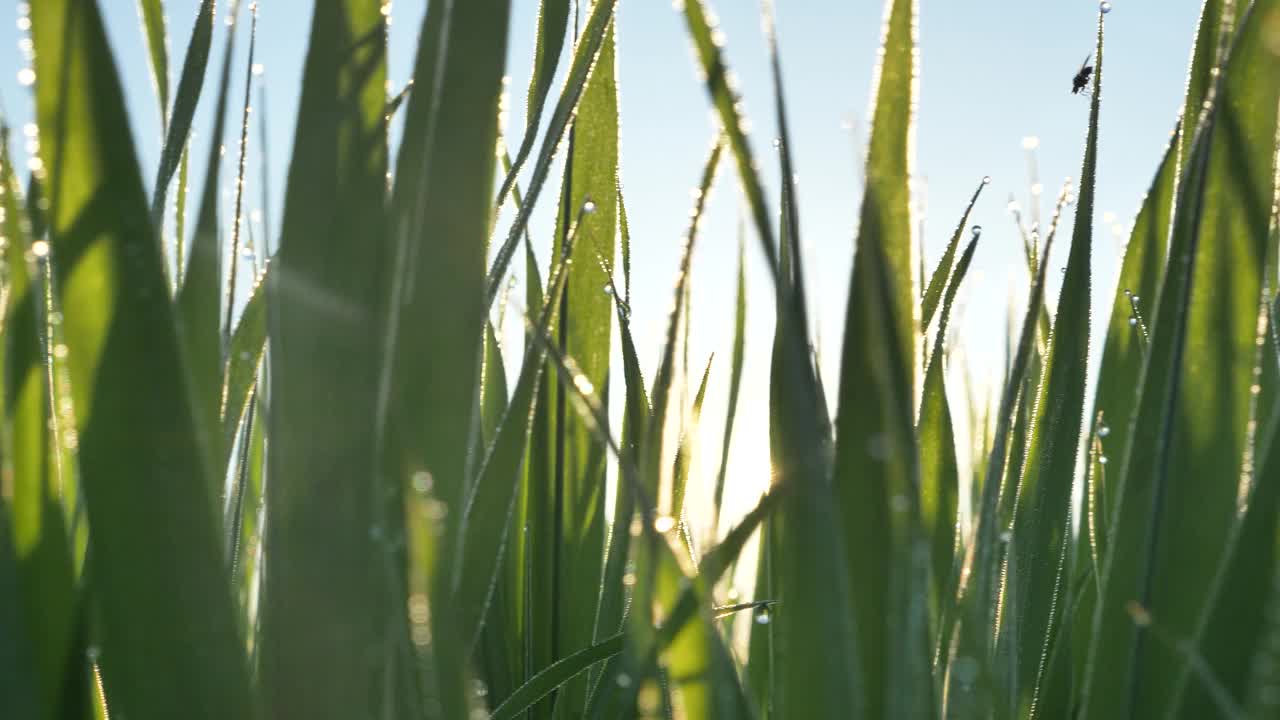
150, 0, 216, 226
259, 1, 389, 717
919, 233, 978, 654
136, 0, 170, 129
2, 121, 82, 720
495, 0, 569, 208
710, 233, 746, 539
485, 0, 617, 309
29, 0, 253, 716
176, 1, 242, 486
492, 633, 626, 720
1082, 2, 1280, 715
0, 504, 38, 719
921, 179, 985, 333
831, 0, 928, 716
1089, 130, 1178, 549
1005, 16, 1102, 715
219, 264, 267, 467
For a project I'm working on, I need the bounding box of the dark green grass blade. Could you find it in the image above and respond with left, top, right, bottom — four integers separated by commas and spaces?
710, 234, 746, 538
831, 0, 928, 716
1089, 132, 1177, 547
1178, 0, 1231, 177
150, 0, 216, 226
0, 504, 38, 719
548, 16, 618, 712
1082, 3, 1280, 716
1005, 17, 1103, 715
919, 234, 978, 653
259, 1, 390, 717
136, 0, 170, 128
374, 1, 511, 716
2, 123, 81, 720
176, 1, 241, 487
1245, 393, 1280, 716
485, 0, 617, 310
921, 179, 986, 332
495, 0, 569, 208
492, 634, 626, 720
29, 1, 252, 716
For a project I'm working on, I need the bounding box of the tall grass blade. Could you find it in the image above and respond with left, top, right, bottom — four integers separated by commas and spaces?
135, 0, 170, 129
29, 0, 252, 716
831, 0, 929, 716
921, 179, 985, 333
259, 1, 389, 717
220, 264, 267, 465
1005, 15, 1103, 716
710, 234, 746, 539
150, 0, 216, 226
1082, 2, 1280, 715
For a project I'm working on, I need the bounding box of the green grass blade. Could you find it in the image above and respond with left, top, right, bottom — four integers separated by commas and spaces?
831, 0, 928, 716
29, 0, 252, 716
0, 504, 38, 718
176, 0, 240, 488
220, 263, 267, 467
919, 233, 978, 657
135, 0, 170, 129
1089, 131, 1178, 550
1082, 3, 1280, 715
1005, 16, 1103, 715
492, 633, 626, 720
258, 1, 389, 717
150, 0, 216, 226
710, 234, 746, 538
495, 0, 569, 208
671, 354, 712, 536
222, 7, 257, 341
921, 179, 986, 333
485, 0, 617, 309
1178, 0, 1231, 177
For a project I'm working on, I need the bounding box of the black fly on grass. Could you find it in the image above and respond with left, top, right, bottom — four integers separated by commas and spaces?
1072, 53, 1094, 94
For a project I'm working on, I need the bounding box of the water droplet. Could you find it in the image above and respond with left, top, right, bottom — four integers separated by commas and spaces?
251, 63, 265, 76
616, 673, 633, 688
1099, 455, 1109, 465
582, 199, 597, 214
971, 225, 982, 237
1098, 425, 1111, 437
30, 240, 49, 258
654, 515, 676, 533
982, 175, 992, 185
412, 470, 433, 494
86, 645, 101, 662
603, 284, 614, 296
16, 68, 34, 86
52, 344, 68, 359
772, 137, 782, 149
1123, 288, 1132, 296
755, 609, 771, 625
1031, 182, 1044, 196
1131, 295, 1140, 303
1128, 317, 1138, 327
622, 572, 637, 587
1000, 530, 1012, 543
1100, 1, 1112, 13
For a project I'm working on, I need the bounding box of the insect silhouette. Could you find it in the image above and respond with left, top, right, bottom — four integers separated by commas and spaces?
1071, 54, 1094, 94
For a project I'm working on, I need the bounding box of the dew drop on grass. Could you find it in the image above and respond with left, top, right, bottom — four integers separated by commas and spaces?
582, 199, 597, 214
654, 515, 676, 533
1128, 317, 1138, 327
411, 470, 433, 494
616, 673, 633, 688
603, 284, 614, 296
755, 609, 771, 625
86, 645, 101, 662
1100, 1, 1113, 13
1099, 455, 1109, 465
971, 225, 982, 237
999, 530, 1012, 543
982, 175, 992, 185
1098, 425, 1111, 437
772, 137, 782, 149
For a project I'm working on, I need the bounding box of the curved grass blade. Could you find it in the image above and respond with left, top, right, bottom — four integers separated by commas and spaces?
1004, 17, 1103, 715
29, 0, 252, 716
259, 1, 390, 717
1081, 3, 1280, 715
136, 0, 170, 129
921, 179, 986, 333
484, 0, 617, 310
150, 0, 216, 226
919, 232, 978, 654
491, 633, 626, 720
494, 0, 569, 209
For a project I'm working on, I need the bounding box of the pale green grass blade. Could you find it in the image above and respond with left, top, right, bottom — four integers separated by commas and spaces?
150, 0, 216, 226
136, 0, 170, 129
173, 140, 189, 283
1089, 132, 1177, 549
2, 122, 82, 720
176, 2, 242, 487
29, 0, 251, 716
831, 0, 927, 715
1005, 16, 1103, 715
259, 1, 390, 717
222, 7, 257, 339
1082, 2, 1280, 715
548, 15, 618, 711
921, 179, 986, 333
671, 354, 712, 534
618, 181, 632, 305
919, 233, 978, 655
485, 0, 617, 309
710, 234, 746, 538
495, 0, 569, 208
220, 264, 266, 466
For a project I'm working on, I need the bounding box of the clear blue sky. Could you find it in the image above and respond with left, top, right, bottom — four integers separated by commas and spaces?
1, 0, 1204, 529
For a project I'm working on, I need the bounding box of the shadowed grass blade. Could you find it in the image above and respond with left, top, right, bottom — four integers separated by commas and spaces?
259, 1, 390, 717
29, 0, 252, 716
150, 0, 216, 226
1082, 2, 1280, 715
136, 0, 170, 128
